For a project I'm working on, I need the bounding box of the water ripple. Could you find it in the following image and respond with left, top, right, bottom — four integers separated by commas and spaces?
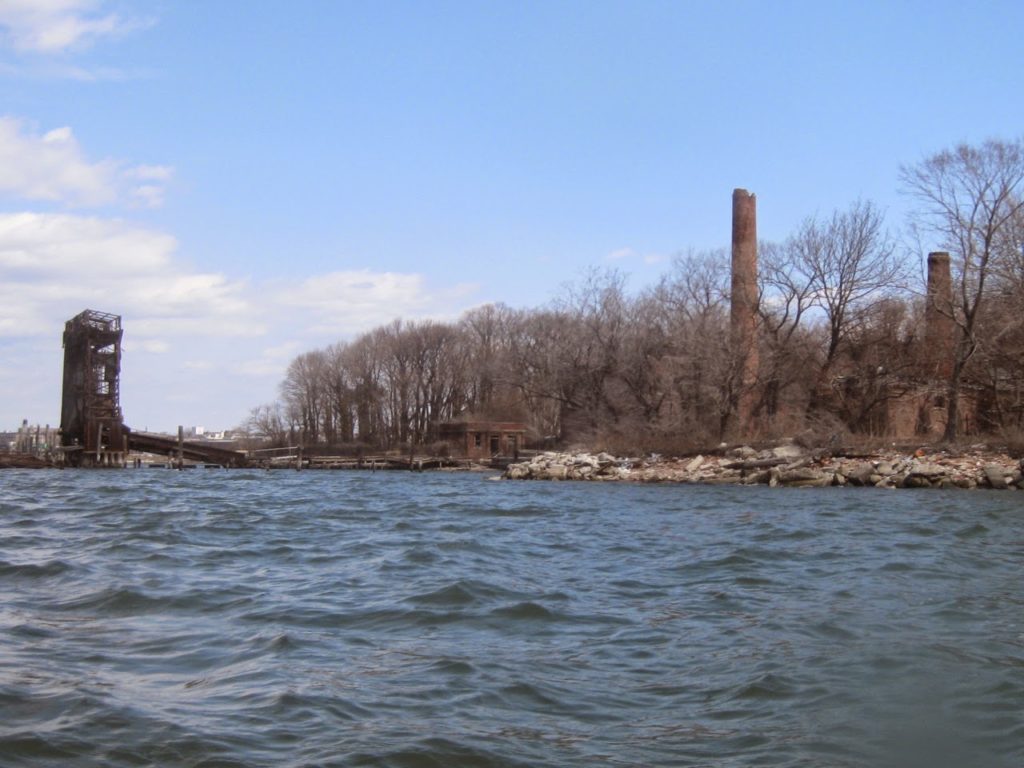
0, 471, 1022, 766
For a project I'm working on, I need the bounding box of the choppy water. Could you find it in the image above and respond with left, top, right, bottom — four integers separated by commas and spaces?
1, 469, 1023, 767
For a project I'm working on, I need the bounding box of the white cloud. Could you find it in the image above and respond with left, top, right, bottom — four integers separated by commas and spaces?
606, 246, 669, 266
127, 164, 173, 182
607, 247, 635, 261
0, 214, 474, 344
0, 0, 140, 53
0, 118, 117, 205
236, 342, 305, 378
0, 110, 479, 430
135, 339, 168, 354
0, 212, 481, 430
129, 184, 165, 208
0, 213, 257, 340
0, 117, 171, 207
279, 270, 478, 336
284, 269, 428, 305
0, 211, 174, 274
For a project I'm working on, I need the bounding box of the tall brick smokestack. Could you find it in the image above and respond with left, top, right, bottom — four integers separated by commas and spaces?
925, 251, 954, 380
731, 188, 758, 434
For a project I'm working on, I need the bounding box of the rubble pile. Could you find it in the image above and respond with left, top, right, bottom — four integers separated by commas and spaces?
504, 444, 1024, 490
503, 452, 631, 481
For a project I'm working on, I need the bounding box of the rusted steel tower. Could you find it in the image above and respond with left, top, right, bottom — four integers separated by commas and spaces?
60, 310, 127, 466
731, 188, 759, 435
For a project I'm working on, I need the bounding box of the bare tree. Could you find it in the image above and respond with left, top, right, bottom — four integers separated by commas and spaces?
769, 202, 902, 368
652, 250, 739, 441
321, 342, 356, 443
280, 350, 327, 444
901, 137, 1024, 440
802, 201, 903, 368
245, 403, 290, 447
343, 333, 385, 445
758, 240, 815, 345
459, 303, 514, 414
827, 297, 918, 433
757, 239, 817, 422
553, 269, 630, 440
756, 201, 908, 431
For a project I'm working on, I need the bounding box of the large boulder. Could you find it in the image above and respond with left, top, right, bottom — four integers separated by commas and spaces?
845, 463, 877, 486
538, 463, 569, 480
772, 444, 804, 460
900, 460, 947, 488
907, 460, 946, 479
505, 463, 532, 480
777, 467, 831, 487
743, 469, 772, 485
901, 474, 933, 489
983, 464, 1009, 490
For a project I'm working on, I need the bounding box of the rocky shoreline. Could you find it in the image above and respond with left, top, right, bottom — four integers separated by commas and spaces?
7, 443, 1024, 489
503, 443, 1024, 490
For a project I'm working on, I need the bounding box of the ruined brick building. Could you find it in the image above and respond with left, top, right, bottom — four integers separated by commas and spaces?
729, 190, 972, 439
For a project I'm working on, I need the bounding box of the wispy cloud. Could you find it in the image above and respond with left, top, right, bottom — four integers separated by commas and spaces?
0, 0, 145, 54
0, 226, 473, 344
606, 246, 669, 266
0, 109, 475, 429
0, 213, 253, 337
0, 212, 481, 427
0, 120, 117, 205
606, 247, 635, 261
278, 270, 478, 336
0, 117, 172, 207
236, 342, 306, 378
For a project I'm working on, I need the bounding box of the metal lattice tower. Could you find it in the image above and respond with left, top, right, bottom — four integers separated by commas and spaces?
60, 310, 126, 466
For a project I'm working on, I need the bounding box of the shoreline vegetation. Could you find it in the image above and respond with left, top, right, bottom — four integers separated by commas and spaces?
240, 138, 1024, 469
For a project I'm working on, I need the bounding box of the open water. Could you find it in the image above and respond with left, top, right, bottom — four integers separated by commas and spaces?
1, 468, 1023, 767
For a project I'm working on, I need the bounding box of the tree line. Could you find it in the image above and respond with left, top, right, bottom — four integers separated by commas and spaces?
244, 137, 1024, 452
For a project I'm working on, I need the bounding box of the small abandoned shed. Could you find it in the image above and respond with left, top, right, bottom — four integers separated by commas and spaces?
439, 421, 527, 460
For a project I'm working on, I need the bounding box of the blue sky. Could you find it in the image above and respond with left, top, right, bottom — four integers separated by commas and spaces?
1, 0, 1023, 433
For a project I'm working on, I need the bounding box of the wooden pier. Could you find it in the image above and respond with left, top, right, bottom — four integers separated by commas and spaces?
255, 452, 475, 471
